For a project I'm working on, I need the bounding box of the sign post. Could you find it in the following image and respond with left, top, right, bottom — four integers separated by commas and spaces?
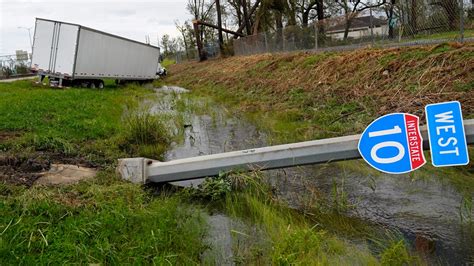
425, 101, 469, 167
116, 120, 473, 184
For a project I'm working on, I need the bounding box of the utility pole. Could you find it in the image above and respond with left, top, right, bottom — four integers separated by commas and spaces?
216, 0, 224, 55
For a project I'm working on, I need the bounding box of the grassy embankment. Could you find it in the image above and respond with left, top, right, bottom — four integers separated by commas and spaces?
167, 42, 474, 195
0, 80, 207, 264
164, 43, 474, 263
0, 79, 419, 264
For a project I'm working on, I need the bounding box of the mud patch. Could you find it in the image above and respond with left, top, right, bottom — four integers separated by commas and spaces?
35, 164, 96, 185
0, 154, 50, 186
0, 152, 97, 187
0, 131, 22, 143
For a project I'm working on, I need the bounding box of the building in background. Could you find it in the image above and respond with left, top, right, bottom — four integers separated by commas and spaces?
326, 16, 388, 40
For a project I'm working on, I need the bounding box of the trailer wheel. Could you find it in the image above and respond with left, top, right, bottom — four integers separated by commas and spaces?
97, 80, 104, 89
89, 82, 96, 89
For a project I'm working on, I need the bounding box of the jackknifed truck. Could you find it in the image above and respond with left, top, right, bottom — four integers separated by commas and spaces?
31, 18, 161, 88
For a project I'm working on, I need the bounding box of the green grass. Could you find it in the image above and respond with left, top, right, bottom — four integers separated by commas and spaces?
0, 80, 139, 142
184, 172, 419, 265
120, 106, 172, 159
224, 193, 371, 265
0, 80, 176, 163
301, 52, 335, 68
0, 80, 208, 263
162, 58, 176, 69
0, 171, 207, 264
380, 240, 416, 265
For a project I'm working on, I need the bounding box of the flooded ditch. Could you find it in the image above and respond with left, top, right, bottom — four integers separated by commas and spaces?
152, 86, 474, 264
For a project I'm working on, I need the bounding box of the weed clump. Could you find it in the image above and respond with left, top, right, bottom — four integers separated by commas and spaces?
181, 171, 271, 201
380, 240, 416, 265
27, 135, 76, 155
184, 175, 232, 201
119, 108, 171, 159
123, 109, 170, 145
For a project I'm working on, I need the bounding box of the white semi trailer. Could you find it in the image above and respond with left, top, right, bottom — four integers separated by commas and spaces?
31, 18, 161, 88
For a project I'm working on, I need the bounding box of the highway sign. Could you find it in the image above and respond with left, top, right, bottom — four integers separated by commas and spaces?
425, 101, 469, 167
358, 113, 426, 174
117, 120, 474, 184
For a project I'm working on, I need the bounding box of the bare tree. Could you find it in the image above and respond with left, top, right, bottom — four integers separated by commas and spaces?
187, 0, 216, 21
298, 0, 325, 28
226, 0, 262, 36
227, 0, 244, 29
187, 0, 217, 42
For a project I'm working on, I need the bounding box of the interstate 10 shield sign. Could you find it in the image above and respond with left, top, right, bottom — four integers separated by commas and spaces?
358, 113, 426, 174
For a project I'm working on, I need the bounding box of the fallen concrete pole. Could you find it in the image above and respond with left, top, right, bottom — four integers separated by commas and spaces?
117, 119, 474, 184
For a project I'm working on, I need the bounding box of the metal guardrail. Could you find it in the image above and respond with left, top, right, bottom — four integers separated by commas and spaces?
117, 119, 474, 184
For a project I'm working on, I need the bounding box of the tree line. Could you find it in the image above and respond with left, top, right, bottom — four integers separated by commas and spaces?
159, 0, 473, 59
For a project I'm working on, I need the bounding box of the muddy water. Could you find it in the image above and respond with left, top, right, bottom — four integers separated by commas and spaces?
152, 86, 267, 187
152, 86, 473, 264
152, 86, 268, 264
274, 166, 474, 264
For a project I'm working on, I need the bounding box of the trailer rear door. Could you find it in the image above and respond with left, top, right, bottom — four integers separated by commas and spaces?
31, 19, 55, 72
31, 19, 79, 77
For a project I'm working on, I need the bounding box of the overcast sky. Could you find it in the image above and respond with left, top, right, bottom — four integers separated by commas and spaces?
0, 0, 190, 55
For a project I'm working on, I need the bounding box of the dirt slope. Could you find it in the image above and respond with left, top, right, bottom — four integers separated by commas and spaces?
170, 43, 472, 113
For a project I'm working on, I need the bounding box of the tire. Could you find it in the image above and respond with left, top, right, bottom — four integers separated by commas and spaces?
61, 79, 72, 87
89, 82, 96, 89
97, 80, 104, 89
